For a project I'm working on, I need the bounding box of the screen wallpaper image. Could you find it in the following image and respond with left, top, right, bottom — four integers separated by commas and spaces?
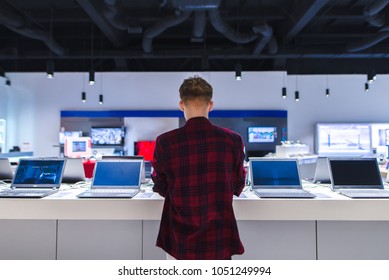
251, 161, 300, 186
91, 128, 123, 145
14, 160, 64, 185
93, 161, 141, 187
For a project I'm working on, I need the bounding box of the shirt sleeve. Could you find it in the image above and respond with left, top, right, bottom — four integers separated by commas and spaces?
233, 136, 246, 197
151, 137, 168, 197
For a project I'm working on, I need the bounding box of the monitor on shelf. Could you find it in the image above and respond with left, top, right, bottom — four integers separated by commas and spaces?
134, 141, 156, 161
248, 126, 276, 143
59, 131, 82, 144
370, 123, 389, 149
64, 137, 92, 158
90, 127, 125, 146
316, 123, 372, 156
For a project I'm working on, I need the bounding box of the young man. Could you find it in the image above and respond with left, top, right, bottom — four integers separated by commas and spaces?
152, 76, 246, 260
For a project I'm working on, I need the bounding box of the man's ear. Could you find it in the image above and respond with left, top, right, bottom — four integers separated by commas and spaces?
179, 100, 185, 112
208, 100, 214, 112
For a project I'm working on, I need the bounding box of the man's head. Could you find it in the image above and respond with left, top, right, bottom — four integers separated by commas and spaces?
179, 76, 214, 120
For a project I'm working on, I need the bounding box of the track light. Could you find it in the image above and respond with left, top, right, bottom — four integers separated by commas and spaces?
81, 91, 86, 102
367, 72, 376, 84
46, 60, 54, 79
295, 90, 300, 101
282, 87, 287, 99
365, 82, 369, 92
89, 70, 95, 85
235, 63, 242, 80
5, 79, 11, 86
99, 94, 103, 104
325, 88, 330, 97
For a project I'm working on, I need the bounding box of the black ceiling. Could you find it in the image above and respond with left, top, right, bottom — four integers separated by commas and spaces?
1, 0, 389, 75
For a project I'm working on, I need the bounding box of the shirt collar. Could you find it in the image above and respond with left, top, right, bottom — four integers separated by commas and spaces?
184, 117, 212, 127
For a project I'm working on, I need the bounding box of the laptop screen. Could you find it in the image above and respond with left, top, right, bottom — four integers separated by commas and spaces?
329, 158, 383, 189
250, 159, 301, 189
13, 159, 65, 187
92, 160, 141, 188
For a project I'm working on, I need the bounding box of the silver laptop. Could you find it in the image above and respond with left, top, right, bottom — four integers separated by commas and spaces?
0, 158, 13, 181
0, 158, 66, 198
313, 157, 331, 183
329, 157, 389, 198
77, 159, 142, 198
62, 158, 86, 183
249, 158, 316, 198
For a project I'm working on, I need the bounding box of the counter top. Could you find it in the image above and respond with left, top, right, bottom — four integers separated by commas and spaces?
1, 182, 389, 221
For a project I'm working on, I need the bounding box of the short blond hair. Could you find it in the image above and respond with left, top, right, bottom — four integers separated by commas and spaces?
179, 76, 213, 104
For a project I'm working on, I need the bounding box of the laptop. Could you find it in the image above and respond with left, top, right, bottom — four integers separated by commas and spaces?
77, 159, 142, 198
0, 158, 13, 181
0, 158, 66, 198
313, 157, 331, 183
62, 158, 86, 183
329, 157, 389, 198
102, 155, 146, 183
249, 158, 316, 198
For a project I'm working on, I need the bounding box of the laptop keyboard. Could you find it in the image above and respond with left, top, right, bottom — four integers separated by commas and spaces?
89, 189, 139, 195
3, 189, 55, 194
339, 189, 389, 198
254, 189, 315, 198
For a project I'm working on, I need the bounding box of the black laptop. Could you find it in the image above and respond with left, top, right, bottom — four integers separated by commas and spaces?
328, 157, 389, 198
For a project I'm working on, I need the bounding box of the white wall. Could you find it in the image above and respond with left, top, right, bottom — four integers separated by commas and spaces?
4, 72, 389, 157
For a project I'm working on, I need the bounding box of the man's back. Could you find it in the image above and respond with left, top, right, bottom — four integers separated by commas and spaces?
152, 117, 245, 259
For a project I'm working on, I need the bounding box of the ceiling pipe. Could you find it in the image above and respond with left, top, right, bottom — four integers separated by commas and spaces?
142, 10, 192, 53
192, 10, 206, 42
364, 0, 389, 27
208, 9, 258, 44
103, 0, 128, 31
0, 1, 66, 56
252, 25, 277, 55
346, 26, 389, 52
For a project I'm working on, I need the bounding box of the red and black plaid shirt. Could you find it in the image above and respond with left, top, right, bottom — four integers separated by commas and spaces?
152, 117, 246, 260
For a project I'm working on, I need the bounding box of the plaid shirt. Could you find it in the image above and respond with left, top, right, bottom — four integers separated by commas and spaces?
152, 117, 245, 260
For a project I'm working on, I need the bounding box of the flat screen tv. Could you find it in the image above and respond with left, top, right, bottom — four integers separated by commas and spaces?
316, 123, 372, 156
248, 127, 276, 143
90, 127, 125, 146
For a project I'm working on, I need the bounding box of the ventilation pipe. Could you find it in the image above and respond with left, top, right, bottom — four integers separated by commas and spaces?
208, 9, 258, 44
143, 11, 192, 53
0, 1, 65, 56
192, 10, 206, 41
346, 26, 389, 52
103, 0, 128, 31
252, 25, 276, 55
364, 0, 389, 27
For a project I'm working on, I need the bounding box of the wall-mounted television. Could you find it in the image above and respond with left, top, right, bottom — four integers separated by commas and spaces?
59, 131, 82, 144
248, 127, 276, 143
316, 123, 372, 156
90, 127, 125, 146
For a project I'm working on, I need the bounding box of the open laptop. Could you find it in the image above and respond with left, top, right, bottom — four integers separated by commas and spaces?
77, 159, 142, 198
329, 157, 389, 198
0, 158, 66, 198
0, 158, 13, 181
249, 158, 316, 198
102, 155, 146, 183
62, 158, 86, 183
313, 157, 331, 183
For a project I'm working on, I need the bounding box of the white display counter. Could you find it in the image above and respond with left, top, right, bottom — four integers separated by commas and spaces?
1, 184, 389, 260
